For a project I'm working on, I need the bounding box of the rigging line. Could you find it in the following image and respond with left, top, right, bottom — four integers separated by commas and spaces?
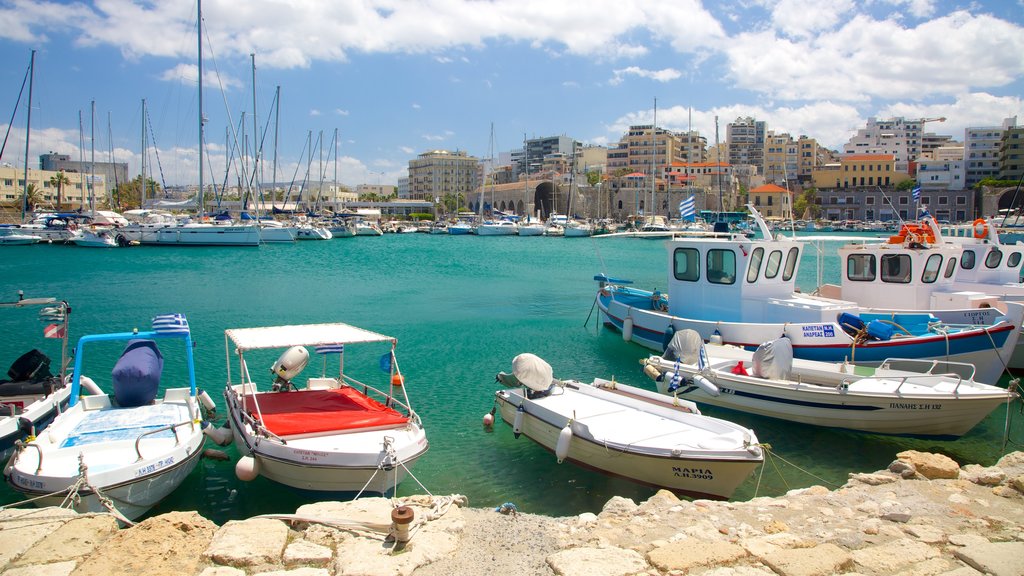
285, 135, 310, 208
0, 60, 30, 162
145, 106, 171, 194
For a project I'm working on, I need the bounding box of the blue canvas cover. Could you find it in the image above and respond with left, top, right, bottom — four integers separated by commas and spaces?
111, 340, 163, 407
865, 320, 895, 341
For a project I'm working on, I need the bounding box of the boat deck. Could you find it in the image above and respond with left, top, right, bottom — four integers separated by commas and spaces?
540, 388, 744, 451
245, 387, 409, 437
62, 403, 189, 448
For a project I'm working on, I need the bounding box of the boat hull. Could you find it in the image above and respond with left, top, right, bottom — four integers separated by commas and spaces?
598, 287, 1020, 385
494, 383, 761, 500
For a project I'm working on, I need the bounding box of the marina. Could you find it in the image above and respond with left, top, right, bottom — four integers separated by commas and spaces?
0, 230, 1022, 524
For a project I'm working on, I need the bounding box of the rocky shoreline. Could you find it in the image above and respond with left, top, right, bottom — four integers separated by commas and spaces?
2, 450, 1024, 576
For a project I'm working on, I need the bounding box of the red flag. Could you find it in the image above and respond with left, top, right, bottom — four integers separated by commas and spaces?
43, 324, 66, 339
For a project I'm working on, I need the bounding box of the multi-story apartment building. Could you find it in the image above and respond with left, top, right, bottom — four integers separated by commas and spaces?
511, 136, 580, 179
749, 183, 791, 219
0, 166, 107, 212
606, 125, 699, 179
763, 132, 799, 185
843, 117, 950, 174
999, 124, 1024, 182
964, 117, 1016, 188
578, 145, 608, 176
407, 150, 478, 202
917, 145, 966, 191
726, 117, 766, 174
811, 154, 911, 190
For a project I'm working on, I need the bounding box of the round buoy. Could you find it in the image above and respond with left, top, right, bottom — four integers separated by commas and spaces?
482, 412, 494, 427
709, 333, 723, 345
555, 423, 573, 463
694, 374, 721, 397
235, 455, 259, 481
391, 373, 404, 387
512, 406, 525, 438
622, 317, 634, 341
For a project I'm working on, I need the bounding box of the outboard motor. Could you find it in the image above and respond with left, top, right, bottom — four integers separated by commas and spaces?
752, 337, 793, 380
271, 346, 309, 391
7, 349, 52, 383
662, 329, 704, 364
112, 340, 163, 407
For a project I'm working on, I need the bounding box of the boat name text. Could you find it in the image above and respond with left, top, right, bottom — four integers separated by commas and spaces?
801, 324, 836, 339
136, 457, 175, 478
673, 467, 714, 480
889, 403, 942, 410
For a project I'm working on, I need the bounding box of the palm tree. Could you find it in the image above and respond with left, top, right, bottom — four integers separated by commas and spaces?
49, 171, 70, 210
23, 183, 43, 213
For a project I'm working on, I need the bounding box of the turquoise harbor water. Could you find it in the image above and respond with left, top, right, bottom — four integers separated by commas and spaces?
1, 232, 1021, 523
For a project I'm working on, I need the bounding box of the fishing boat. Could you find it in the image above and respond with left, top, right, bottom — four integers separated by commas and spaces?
0, 293, 73, 462
641, 330, 1016, 438
595, 205, 1024, 384
493, 353, 763, 500
5, 313, 206, 521
222, 322, 428, 493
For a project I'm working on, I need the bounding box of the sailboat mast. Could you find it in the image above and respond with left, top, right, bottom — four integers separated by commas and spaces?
197, 0, 204, 215
107, 111, 119, 209
272, 85, 280, 203
251, 53, 259, 213
20, 49, 34, 223
141, 99, 147, 207
78, 110, 85, 211
90, 99, 96, 216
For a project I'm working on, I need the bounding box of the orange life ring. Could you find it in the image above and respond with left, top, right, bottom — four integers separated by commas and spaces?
972, 218, 987, 239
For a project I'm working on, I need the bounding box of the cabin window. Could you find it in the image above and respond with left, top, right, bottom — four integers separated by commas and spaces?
747, 247, 764, 283
985, 248, 1003, 269
943, 258, 957, 278
782, 247, 799, 281
707, 249, 736, 284
1008, 253, 1022, 268
847, 254, 876, 281
764, 250, 783, 279
673, 248, 700, 282
881, 254, 912, 283
922, 254, 942, 283
961, 250, 976, 270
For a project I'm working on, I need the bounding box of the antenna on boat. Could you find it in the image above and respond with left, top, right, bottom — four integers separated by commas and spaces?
876, 186, 906, 229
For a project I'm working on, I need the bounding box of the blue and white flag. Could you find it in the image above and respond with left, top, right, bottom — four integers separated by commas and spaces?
679, 195, 696, 221
379, 352, 392, 373
152, 313, 190, 334
911, 185, 921, 202
315, 344, 344, 355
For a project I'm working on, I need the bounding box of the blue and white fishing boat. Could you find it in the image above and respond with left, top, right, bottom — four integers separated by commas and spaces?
5, 314, 207, 521
595, 205, 1023, 384
0, 293, 73, 462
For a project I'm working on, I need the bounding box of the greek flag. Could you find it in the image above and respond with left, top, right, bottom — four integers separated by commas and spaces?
315, 344, 344, 355
679, 195, 696, 221
912, 185, 921, 201
152, 313, 190, 334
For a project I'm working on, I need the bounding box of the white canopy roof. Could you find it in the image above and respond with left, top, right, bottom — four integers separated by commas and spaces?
225, 323, 395, 351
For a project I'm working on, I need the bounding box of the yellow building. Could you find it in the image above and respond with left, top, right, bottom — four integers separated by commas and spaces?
0, 166, 107, 212
749, 183, 792, 219
810, 154, 911, 189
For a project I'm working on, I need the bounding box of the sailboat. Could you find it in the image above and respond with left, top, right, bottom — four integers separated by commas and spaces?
70, 101, 119, 248
517, 136, 544, 236
136, 1, 260, 247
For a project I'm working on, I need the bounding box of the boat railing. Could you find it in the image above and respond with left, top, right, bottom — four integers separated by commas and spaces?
340, 373, 417, 421
8, 440, 44, 475
877, 357, 977, 381
134, 419, 195, 462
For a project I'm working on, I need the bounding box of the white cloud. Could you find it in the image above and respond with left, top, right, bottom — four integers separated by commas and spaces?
422, 130, 455, 142
158, 63, 242, 91
399, 146, 416, 154
769, 0, 857, 38
335, 109, 349, 116
878, 0, 937, 19
609, 66, 682, 86
412, 103, 421, 110
310, 109, 321, 116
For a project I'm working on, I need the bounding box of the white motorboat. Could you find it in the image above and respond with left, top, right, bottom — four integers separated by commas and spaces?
0, 293, 73, 462
493, 354, 763, 500
70, 228, 119, 248
642, 330, 1017, 438
563, 220, 593, 237
448, 220, 476, 235
354, 220, 384, 236
222, 322, 428, 493
0, 229, 40, 245
595, 204, 1024, 385
294, 222, 333, 240
5, 313, 206, 521
476, 219, 518, 236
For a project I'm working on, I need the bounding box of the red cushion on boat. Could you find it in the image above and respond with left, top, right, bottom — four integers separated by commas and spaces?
244, 387, 409, 436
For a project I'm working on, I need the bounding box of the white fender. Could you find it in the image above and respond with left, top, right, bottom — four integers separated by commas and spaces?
512, 406, 525, 438
622, 316, 634, 341
555, 423, 572, 463
709, 333, 723, 345
235, 455, 260, 481
79, 375, 102, 396
203, 425, 233, 446
198, 390, 216, 412
482, 412, 494, 427
693, 374, 721, 397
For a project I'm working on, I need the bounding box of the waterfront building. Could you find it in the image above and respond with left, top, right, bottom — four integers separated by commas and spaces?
844, 117, 951, 174
607, 125, 699, 180
749, 183, 792, 219
0, 165, 106, 214
763, 132, 799, 185
999, 123, 1024, 182
726, 117, 766, 175
510, 136, 580, 180
578, 145, 608, 177
407, 150, 479, 203
964, 118, 1017, 188
917, 145, 967, 192
810, 154, 910, 190
397, 176, 410, 199
40, 152, 128, 192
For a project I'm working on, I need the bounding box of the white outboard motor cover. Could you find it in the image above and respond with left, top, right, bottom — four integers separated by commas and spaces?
663, 329, 704, 364
752, 337, 793, 380
272, 346, 310, 381
512, 353, 554, 392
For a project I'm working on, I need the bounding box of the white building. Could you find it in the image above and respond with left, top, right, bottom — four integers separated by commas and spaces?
965, 117, 1017, 188
917, 145, 966, 191
844, 117, 951, 174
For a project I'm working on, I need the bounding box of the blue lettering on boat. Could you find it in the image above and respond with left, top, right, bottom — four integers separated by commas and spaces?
801, 324, 835, 338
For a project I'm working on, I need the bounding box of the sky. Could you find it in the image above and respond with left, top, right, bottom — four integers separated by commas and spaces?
0, 0, 1022, 189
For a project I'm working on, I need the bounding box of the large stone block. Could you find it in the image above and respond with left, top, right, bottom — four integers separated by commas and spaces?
647, 539, 748, 572
546, 546, 647, 576
896, 451, 959, 480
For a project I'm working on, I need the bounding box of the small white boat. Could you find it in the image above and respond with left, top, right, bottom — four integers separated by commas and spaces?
448, 220, 476, 235
70, 228, 119, 248
5, 314, 206, 521
642, 330, 1017, 438
294, 223, 333, 240
0, 293, 73, 462
222, 322, 428, 493
563, 220, 593, 237
476, 219, 518, 236
493, 354, 763, 500
0, 232, 40, 245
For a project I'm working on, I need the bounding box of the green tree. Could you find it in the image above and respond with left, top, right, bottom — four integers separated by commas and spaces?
115, 175, 161, 210
895, 180, 916, 191
794, 188, 819, 219
23, 183, 43, 213
49, 171, 70, 210
586, 171, 601, 186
